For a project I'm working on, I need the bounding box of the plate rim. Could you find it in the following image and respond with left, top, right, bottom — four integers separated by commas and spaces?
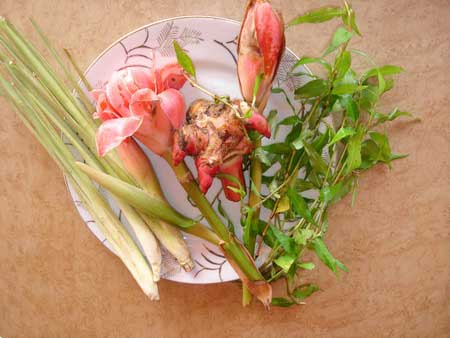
84, 15, 300, 75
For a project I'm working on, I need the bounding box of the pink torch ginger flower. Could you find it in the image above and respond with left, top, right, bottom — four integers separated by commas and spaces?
237, 0, 285, 112
93, 64, 187, 157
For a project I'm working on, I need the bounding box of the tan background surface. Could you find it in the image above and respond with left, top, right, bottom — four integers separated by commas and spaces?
0, 0, 449, 337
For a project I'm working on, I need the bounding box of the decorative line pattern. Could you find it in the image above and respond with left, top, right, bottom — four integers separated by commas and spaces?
213, 36, 238, 65
119, 23, 204, 63
194, 245, 227, 282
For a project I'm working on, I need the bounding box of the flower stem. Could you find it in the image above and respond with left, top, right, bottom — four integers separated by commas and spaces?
162, 153, 270, 296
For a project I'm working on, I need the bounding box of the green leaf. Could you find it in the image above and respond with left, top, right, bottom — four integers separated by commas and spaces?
332, 83, 366, 95
293, 228, 314, 246
362, 65, 404, 81
277, 115, 301, 126
254, 147, 272, 166
360, 139, 380, 169
303, 141, 329, 176
334, 51, 351, 79
287, 187, 314, 223
298, 262, 315, 270
311, 237, 347, 275
288, 7, 345, 26
275, 195, 290, 213
262, 142, 292, 154
266, 109, 278, 131
292, 283, 320, 299
294, 79, 328, 99
270, 225, 298, 255
291, 134, 305, 150
345, 129, 363, 173
274, 253, 297, 273
373, 108, 412, 124
348, 9, 361, 36
328, 126, 356, 146
292, 57, 332, 73
312, 128, 330, 153
294, 179, 316, 192
359, 84, 379, 110
319, 176, 356, 204
364, 131, 404, 168
377, 68, 386, 95
173, 41, 196, 78
339, 95, 360, 121
271, 297, 294, 307
323, 27, 353, 56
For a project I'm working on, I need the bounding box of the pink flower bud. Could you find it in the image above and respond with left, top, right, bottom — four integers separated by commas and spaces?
237, 0, 285, 111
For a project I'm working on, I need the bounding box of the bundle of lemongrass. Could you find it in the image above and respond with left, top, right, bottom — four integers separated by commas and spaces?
0, 17, 222, 300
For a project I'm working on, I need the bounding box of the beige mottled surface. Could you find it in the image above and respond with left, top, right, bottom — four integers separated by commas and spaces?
0, 0, 449, 337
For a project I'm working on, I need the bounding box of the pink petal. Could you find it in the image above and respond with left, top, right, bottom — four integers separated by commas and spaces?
96, 116, 143, 157
93, 91, 120, 121
129, 67, 157, 92
237, 52, 264, 104
130, 88, 159, 117
159, 63, 187, 91
106, 71, 133, 116
254, 2, 285, 78
157, 88, 186, 129
90, 89, 104, 101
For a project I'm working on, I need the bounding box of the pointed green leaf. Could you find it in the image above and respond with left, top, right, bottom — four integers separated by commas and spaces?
323, 27, 353, 56
274, 253, 297, 273
332, 83, 367, 95
294, 79, 328, 99
298, 262, 315, 270
328, 126, 356, 146
311, 237, 347, 275
271, 297, 295, 307
287, 187, 314, 223
262, 142, 292, 154
173, 41, 196, 78
334, 51, 351, 79
319, 176, 356, 204
288, 7, 345, 26
362, 65, 404, 81
345, 130, 363, 172
270, 225, 298, 255
292, 56, 332, 73
303, 142, 329, 176
292, 283, 320, 299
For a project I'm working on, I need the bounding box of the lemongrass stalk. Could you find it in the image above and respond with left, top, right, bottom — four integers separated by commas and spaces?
0, 18, 97, 131
76, 162, 196, 227
118, 203, 162, 281
30, 18, 95, 114
0, 77, 159, 299
4, 62, 164, 278
139, 214, 193, 271
116, 139, 194, 270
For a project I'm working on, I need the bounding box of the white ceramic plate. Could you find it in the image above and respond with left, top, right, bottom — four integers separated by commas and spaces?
67, 16, 309, 284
